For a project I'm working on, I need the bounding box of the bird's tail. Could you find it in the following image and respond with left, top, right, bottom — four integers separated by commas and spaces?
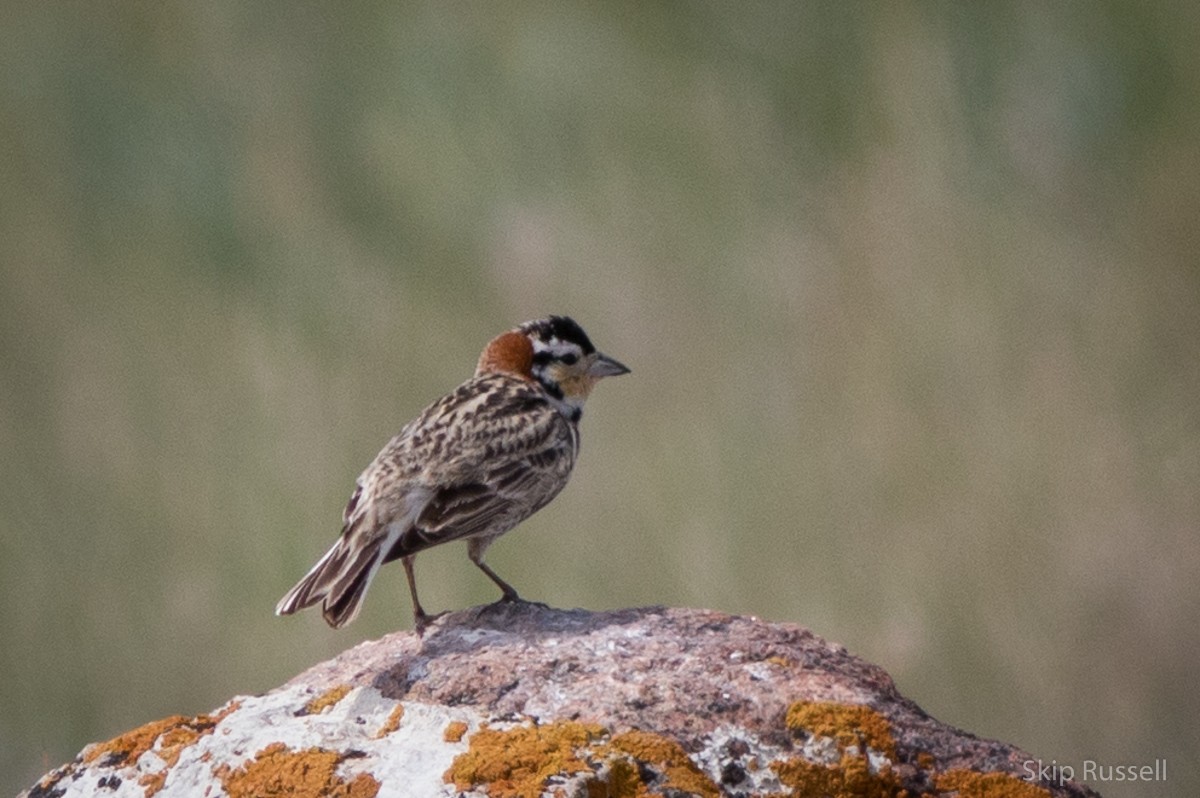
275, 532, 388, 629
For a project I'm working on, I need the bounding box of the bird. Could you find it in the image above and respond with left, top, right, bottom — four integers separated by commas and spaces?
275, 315, 629, 633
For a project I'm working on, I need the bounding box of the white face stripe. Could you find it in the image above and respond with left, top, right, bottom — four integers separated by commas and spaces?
518, 316, 596, 358
531, 337, 583, 356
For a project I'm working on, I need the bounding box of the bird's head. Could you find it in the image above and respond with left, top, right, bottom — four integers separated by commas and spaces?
476, 315, 629, 420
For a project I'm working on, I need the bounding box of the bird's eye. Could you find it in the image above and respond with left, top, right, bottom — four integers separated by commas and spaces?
560, 353, 578, 365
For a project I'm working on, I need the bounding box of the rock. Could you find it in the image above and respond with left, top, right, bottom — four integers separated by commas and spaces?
22, 604, 1100, 798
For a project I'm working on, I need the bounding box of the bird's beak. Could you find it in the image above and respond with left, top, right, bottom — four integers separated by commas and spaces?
588, 352, 631, 378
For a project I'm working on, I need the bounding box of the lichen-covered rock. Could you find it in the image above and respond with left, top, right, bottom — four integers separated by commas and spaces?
22, 604, 1101, 798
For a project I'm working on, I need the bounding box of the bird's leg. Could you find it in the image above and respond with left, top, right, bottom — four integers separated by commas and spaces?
467, 538, 520, 602
402, 555, 437, 634
475, 560, 521, 602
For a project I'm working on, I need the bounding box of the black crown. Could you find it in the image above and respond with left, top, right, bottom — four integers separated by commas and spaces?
521, 316, 596, 355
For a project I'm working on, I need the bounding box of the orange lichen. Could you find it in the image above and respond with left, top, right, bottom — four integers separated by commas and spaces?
445, 721, 605, 798
303, 684, 352, 715
374, 703, 405, 738
83, 702, 239, 768
606, 730, 721, 798
936, 769, 1052, 798
445, 721, 724, 798
84, 716, 192, 766
444, 720, 470, 742
588, 756, 642, 798
773, 753, 905, 798
772, 703, 1049, 798
773, 700, 904, 798
138, 770, 167, 796
220, 742, 380, 798
81, 703, 240, 797
785, 701, 897, 758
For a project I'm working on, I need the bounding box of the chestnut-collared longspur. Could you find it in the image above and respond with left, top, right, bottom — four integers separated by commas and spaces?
275, 316, 629, 632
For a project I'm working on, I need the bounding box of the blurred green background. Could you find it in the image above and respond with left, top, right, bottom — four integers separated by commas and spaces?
2, 3, 1197, 797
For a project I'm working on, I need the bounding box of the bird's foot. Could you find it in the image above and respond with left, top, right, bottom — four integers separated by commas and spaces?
491, 594, 550, 611
413, 609, 447, 637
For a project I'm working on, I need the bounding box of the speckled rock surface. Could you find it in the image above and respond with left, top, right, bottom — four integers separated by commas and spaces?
22, 604, 1101, 798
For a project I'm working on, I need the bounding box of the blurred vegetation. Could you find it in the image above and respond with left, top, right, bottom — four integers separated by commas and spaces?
2, 3, 1198, 797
